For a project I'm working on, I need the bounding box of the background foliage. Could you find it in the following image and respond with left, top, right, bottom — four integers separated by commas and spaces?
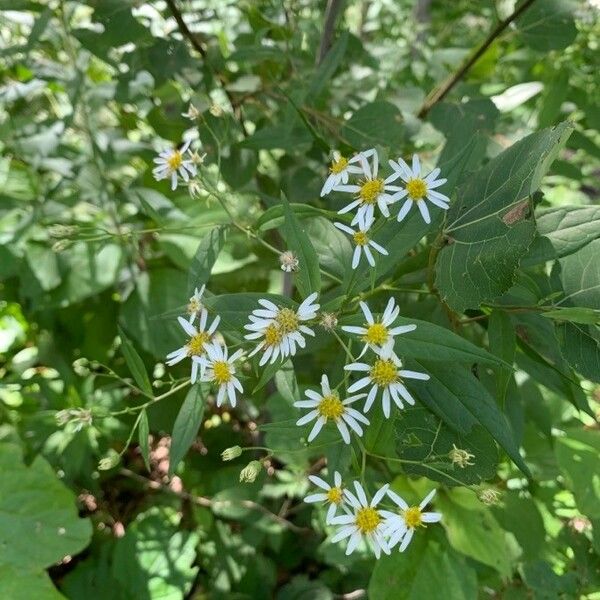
1, 0, 600, 598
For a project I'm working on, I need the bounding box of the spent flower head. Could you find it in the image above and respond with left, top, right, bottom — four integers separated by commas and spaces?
449, 444, 475, 468
279, 250, 299, 273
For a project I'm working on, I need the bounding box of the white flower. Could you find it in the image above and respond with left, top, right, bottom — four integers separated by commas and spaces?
304, 471, 349, 523
166, 311, 220, 383
341, 298, 417, 356
182, 102, 200, 120
334, 219, 388, 269
335, 150, 404, 229
279, 250, 299, 272
384, 489, 442, 552
152, 139, 197, 190
344, 340, 430, 418
330, 481, 391, 558
244, 293, 320, 366
194, 342, 244, 407
186, 285, 206, 323
294, 374, 370, 444
320, 150, 366, 197
387, 154, 449, 225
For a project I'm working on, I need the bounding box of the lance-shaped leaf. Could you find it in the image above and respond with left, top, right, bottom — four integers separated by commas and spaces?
436, 122, 573, 311
118, 326, 152, 396
188, 226, 226, 296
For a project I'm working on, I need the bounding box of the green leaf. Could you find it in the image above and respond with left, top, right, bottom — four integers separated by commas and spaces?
239, 124, 312, 151
138, 409, 150, 472
369, 536, 477, 600
255, 203, 337, 232
556, 322, 600, 383
118, 326, 152, 396
437, 491, 521, 577
188, 226, 226, 296
543, 307, 600, 325
395, 406, 498, 486
307, 33, 348, 100
516, 0, 577, 51
280, 194, 321, 298
0, 566, 64, 600
559, 238, 600, 309
488, 310, 516, 403
168, 385, 205, 477
0, 443, 92, 571
341, 101, 405, 149
339, 314, 507, 366
555, 429, 600, 519
410, 361, 530, 477
436, 122, 574, 311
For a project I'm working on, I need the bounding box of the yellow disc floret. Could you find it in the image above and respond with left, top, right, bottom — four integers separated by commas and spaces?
370, 358, 398, 387
330, 156, 349, 174
186, 331, 211, 356
327, 486, 343, 504
355, 506, 381, 533
358, 178, 384, 204
363, 322, 388, 345
318, 394, 345, 420
276, 308, 299, 333
406, 178, 427, 200
352, 231, 369, 246
264, 323, 283, 347
404, 506, 425, 529
167, 150, 183, 171
212, 360, 232, 384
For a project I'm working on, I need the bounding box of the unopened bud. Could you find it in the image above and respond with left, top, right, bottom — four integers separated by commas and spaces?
48, 224, 77, 238
209, 103, 224, 117
52, 239, 71, 253
98, 450, 120, 471
188, 180, 203, 199
448, 444, 475, 468
239, 460, 262, 483
221, 446, 242, 461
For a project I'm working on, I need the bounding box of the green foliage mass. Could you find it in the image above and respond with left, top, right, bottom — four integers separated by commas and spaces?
1, 0, 599, 598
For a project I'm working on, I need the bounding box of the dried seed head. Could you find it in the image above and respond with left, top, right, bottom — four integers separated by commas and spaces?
478, 488, 501, 506
448, 444, 475, 468
319, 312, 338, 331
279, 251, 299, 272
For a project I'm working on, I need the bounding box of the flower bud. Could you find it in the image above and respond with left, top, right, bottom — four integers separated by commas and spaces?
239, 460, 262, 483
209, 103, 224, 117
221, 446, 242, 461
98, 450, 120, 471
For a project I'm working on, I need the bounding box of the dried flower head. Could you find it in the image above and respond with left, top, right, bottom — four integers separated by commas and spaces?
182, 102, 200, 120
319, 312, 338, 331
448, 444, 475, 468
279, 251, 299, 273
56, 408, 93, 431
478, 488, 501, 506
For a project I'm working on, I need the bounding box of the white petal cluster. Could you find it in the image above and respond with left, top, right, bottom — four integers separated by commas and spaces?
152, 139, 197, 190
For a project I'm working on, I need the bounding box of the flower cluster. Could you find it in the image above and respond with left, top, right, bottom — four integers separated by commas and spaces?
305, 473, 442, 558
322, 148, 449, 270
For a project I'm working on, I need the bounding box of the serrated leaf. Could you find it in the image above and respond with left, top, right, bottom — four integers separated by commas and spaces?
138, 409, 150, 472
436, 122, 574, 311
516, 0, 577, 51
559, 238, 600, 309
118, 326, 152, 396
168, 385, 205, 477
341, 101, 404, 149
188, 226, 226, 296
281, 194, 321, 298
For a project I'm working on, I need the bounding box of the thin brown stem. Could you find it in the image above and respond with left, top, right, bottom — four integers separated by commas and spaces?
317, 0, 345, 65
417, 0, 538, 118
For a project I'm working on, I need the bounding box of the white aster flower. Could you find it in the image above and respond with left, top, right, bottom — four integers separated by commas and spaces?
388, 154, 449, 225
304, 471, 349, 523
244, 293, 320, 366
384, 488, 442, 552
344, 340, 430, 418
342, 298, 417, 356
330, 481, 391, 558
194, 342, 244, 407
335, 150, 403, 229
186, 285, 206, 323
152, 139, 197, 190
334, 220, 388, 269
166, 311, 220, 383
294, 374, 370, 444
320, 150, 367, 197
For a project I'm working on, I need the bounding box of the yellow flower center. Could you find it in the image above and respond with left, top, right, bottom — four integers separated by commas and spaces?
370, 358, 398, 387
264, 323, 283, 347
212, 360, 232, 384
406, 178, 427, 200
330, 156, 349, 174
355, 506, 381, 533
352, 231, 369, 246
276, 308, 299, 333
318, 394, 345, 420
167, 150, 183, 171
326, 487, 343, 504
363, 322, 388, 345
186, 331, 211, 356
404, 506, 425, 529
358, 178, 384, 204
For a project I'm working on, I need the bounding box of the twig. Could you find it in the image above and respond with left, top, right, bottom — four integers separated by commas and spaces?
317, 0, 345, 65
417, 0, 538, 118
164, 0, 248, 135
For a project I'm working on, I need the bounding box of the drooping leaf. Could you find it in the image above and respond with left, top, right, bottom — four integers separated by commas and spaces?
118, 326, 153, 396
436, 122, 573, 311
188, 226, 226, 296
